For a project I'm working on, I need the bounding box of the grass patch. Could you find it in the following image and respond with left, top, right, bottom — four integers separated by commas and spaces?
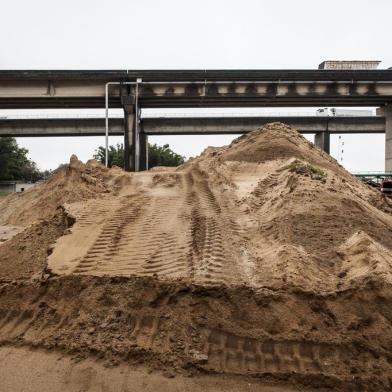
286, 160, 327, 177
0, 192, 10, 198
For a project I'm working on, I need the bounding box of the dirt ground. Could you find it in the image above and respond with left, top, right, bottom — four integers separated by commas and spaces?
0, 346, 308, 392
1, 123, 392, 391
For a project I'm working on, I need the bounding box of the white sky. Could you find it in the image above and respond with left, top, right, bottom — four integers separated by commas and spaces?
1, 0, 392, 172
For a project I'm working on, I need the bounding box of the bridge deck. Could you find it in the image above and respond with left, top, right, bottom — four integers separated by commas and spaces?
1, 70, 392, 109
0, 116, 385, 137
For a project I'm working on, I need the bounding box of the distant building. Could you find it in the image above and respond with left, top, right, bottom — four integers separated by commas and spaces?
319, 60, 381, 70
0, 181, 37, 194
0, 181, 17, 193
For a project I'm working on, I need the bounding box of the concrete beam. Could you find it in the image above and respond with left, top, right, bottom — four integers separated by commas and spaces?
0, 117, 124, 136
0, 116, 385, 137
1, 69, 392, 82
142, 116, 385, 135
0, 70, 392, 109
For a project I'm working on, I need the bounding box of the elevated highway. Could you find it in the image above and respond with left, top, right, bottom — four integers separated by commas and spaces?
141, 116, 385, 136
1, 70, 392, 109
1, 70, 392, 171
0, 115, 385, 136
0, 115, 385, 168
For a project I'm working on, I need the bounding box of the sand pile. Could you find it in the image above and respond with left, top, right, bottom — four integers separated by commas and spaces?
0, 156, 125, 280
1, 123, 392, 391
0, 155, 111, 226
182, 123, 392, 292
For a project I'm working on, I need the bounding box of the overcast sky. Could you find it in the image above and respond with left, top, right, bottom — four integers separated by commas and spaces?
1, 0, 391, 172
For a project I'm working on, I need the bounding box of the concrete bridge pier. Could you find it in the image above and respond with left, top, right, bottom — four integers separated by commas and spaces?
123, 108, 146, 172
139, 133, 149, 171
121, 83, 148, 172
123, 104, 135, 171
315, 131, 330, 154
384, 106, 392, 172
121, 88, 140, 172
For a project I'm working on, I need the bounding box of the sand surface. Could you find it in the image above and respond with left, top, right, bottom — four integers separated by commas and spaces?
0, 225, 23, 244
0, 346, 306, 392
1, 123, 392, 391
47, 169, 247, 286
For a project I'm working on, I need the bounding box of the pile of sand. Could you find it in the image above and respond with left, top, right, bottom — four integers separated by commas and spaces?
1, 123, 392, 391
183, 123, 392, 292
0, 155, 111, 226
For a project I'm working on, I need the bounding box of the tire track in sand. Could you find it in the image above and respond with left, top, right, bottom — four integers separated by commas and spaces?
73, 195, 146, 275
48, 170, 245, 285
186, 168, 244, 286
199, 328, 379, 377
48, 174, 193, 279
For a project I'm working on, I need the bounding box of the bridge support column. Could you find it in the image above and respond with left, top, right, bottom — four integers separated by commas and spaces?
120, 79, 141, 171
139, 133, 149, 171
315, 131, 330, 154
122, 90, 140, 172
123, 105, 135, 171
384, 106, 392, 172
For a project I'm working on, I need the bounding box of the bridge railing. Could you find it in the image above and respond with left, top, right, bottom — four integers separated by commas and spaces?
0, 111, 381, 120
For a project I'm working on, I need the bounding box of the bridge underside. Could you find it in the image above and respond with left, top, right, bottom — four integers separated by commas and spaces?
0, 115, 387, 169
1, 70, 392, 109
1, 84, 392, 109
0, 116, 385, 137
1, 69, 392, 171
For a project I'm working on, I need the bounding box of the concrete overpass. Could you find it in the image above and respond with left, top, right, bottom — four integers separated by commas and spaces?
0, 116, 385, 137
1, 70, 392, 171
0, 115, 386, 169
1, 70, 392, 108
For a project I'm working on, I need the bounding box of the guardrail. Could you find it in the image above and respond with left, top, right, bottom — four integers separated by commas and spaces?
352, 172, 392, 177
0, 112, 380, 120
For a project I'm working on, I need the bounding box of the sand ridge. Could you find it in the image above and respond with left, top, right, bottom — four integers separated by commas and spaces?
1, 123, 392, 391
45, 124, 392, 294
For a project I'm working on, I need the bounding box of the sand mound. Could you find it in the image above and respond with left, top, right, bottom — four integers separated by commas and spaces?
0, 155, 111, 226
0, 212, 68, 281
337, 231, 392, 287
1, 123, 392, 391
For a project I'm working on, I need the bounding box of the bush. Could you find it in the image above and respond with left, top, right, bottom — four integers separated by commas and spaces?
286, 160, 327, 177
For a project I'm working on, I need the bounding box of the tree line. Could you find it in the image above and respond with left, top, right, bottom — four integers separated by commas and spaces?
0, 137, 185, 182
0, 137, 49, 182
93, 143, 185, 168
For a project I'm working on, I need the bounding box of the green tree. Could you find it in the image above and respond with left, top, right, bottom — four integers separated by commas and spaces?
93, 143, 185, 169
0, 137, 44, 182
148, 143, 185, 168
93, 144, 125, 168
